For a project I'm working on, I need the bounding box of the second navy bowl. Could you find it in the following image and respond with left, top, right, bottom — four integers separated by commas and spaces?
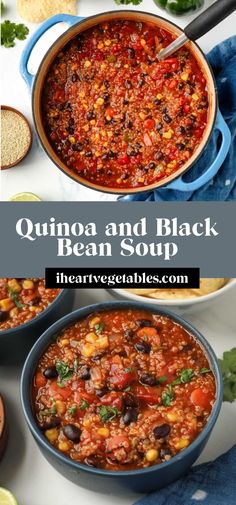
21, 301, 222, 494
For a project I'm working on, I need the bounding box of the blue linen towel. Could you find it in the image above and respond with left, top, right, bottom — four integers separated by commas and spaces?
134, 445, 236, 505
121, 36, 236, 202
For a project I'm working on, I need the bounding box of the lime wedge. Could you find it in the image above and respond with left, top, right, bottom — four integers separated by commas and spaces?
0, 488, 18, 505
9, 192, 41, 202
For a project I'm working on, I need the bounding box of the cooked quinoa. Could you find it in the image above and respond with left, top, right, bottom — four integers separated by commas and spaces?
1, 109, 31, 168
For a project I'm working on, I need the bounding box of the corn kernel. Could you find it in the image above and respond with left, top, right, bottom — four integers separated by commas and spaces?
84, 60, 92, 68
81, 343, 95, 358
71, 63, 78, 71
146, 449, 158, 462
156, 93, 163, 100
90, 119, 96, 126
29, 306, 38, 312
83, 418, 91, 427
96, 336, 109, 349
90, 316, 101, 328
69, 136, 75, 144
167, 161, 177, 169
192, 93, 199, 101
9, 307, 19, 318
97, 427, 110, 437
124, 64, 129, 68
147, 102, 154, 109
140, 38, 146, 46
22, 279, 34, 289
175, 438, 190, 450
116, 178, 122, 184
181, 72, 189, 81
0, 298, 15, 311
96, 98, 104, 106
55, 400, 66, 415
167, 411, 178, 422
105, 39, 111, 46
97, 41, 104, 49
45, 428, 58, 443
8, 279, 22, 292
61, 338, 69, 347
107, 131, 113, 138
163, 130, 173, 139
86, 332, 98, 343
100, 63, 107, 71
139, 112, 146, 120
95, 151, 101, 157
83, 125, 90, 132
58, 441, 70, 452
138, 177, 144, 183
79, 91, 85, 98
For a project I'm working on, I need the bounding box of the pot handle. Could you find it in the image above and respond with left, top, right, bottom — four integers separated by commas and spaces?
20, 14, 84, 89
165, 109, 231, 192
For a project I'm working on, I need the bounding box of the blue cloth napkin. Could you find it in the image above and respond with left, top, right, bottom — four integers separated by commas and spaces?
134, 445, 236, 505
121, 36, 236, 202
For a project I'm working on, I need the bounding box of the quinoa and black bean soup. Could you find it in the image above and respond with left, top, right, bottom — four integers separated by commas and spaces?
42, 20, 209, 190
33, 309, 215, 470
0, 279, 60, 330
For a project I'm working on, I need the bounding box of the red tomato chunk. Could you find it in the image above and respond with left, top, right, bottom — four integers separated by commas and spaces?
33, 309, 215, 471
0, 278, 60, 330
42, 20, 209, 189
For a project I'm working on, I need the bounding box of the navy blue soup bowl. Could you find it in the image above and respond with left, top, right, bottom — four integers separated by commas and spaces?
0, 289, 74, 365
21, 301, 222, 494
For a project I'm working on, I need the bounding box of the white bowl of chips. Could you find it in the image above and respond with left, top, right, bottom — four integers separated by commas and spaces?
107, 279, 236, 314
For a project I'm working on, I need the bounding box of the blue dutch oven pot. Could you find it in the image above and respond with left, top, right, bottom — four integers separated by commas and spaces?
20, 11, 231, 196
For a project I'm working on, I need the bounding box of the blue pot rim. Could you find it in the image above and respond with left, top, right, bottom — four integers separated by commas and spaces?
0, 288, 69, 337
21, 300, 223, 478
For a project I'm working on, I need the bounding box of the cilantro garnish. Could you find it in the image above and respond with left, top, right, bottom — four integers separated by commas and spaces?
7, 287, 25, 308
219, 348, 236, 402
115, 0, 142, 5
68, 405, 77, 415
97, 405, 121, 422
94, 322, 105, 335
161, 385, 174, 407
200, 367, 211, 374
80, 399, 88, 411
1, 20, 29, 48
172, 368, 194, 385
56, 360, 74, 386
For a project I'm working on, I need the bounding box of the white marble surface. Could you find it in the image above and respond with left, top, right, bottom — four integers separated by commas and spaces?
1, 0, 236, 201
0, 287, 236, 505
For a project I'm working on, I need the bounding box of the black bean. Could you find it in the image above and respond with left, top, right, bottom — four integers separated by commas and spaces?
176, 142, 185, 151
134, 341, 151, 354
71, 142, 83, 152
124, 393, 139, 409
107, 150, 116, 158
153, 98, 161, 106
136, 319, 154, 328
140, 373, 157, 387
178, 126, 186, 134
164, 72, 172, 78
156, 122, 163, 131
28, 297, 41, 306
126, 120, 133, 128
163, 114, 172, 124
121, 173, 130, 180
107, 170, 113, 176
72, 73, 78, 83
85, 455, 101, 467
103, 92, 110, 103
125, 79, 132, 89
78, 366, 91, 380
148, 162, 156, 170
40, 417, 61, 431
0, 310, 8, 322
87, 111, 96, 120
137, 79, 145, 88
65, 102, 72, 111
178, 82, 184, 90
68, 126, 74, 134
123, 99, 129, 105
57, 103, 64, 111
182, 343, 193, 352
85, 151, 93, 158
63, 424, 82, 442
160, 445, 172, 460
124, 329, 134, 339
123, 408, 138, 425
91, 352, 106, 362
153, 424, 171, 439
95, 387, 108, 397
128, 47, 135, 58
103, 79, 110, 88
43, 366, 58, 379
154, 151, 164, 161
189, 114, 196, 122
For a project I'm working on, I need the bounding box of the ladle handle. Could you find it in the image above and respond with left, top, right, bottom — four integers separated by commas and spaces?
184, 0, 236, 41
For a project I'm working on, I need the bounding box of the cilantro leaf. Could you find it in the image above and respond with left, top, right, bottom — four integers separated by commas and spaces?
115, 0, 143, 5
219, 348, 236, 402
94, 322, 105, 335
157, 375, 167, 384
172, 368, 194, 385
56, 360, 74, 386
161, 385, 174, 407
68, 405, 77, 415
80, 399, 88, 411
1, 20, 29, 48
200, 367, 211, 374
97, 405, 121, 422
7, 287, 25, 308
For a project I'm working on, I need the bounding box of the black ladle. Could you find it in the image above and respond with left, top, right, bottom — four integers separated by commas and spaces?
158, 0, 236, 60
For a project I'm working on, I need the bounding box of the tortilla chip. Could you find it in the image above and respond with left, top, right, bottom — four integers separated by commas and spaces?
126, 279, 228, 300
17, 0, 77, 23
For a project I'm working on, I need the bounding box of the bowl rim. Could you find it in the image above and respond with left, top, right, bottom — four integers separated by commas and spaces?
109, 278, 236, 306
0, 287, 68, 337
31, 9, 217, 195
21, 300, 223, 478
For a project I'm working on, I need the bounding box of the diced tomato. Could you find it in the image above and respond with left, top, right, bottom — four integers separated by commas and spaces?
190, 388, 212, 410
118, 154, 130, 165
48, 380, 72, 400
143, 133, 152, 146
100, 392, 123, 410
144, 119, 155, 130
106, 435, 131, 453
106, 106, 115, 118
74, 391, 96, 405
184, 104, 190, 114
109, 369, 137, 391
168, 79, 177, 89
134, 385, 160, 405
35, 372, 46, 389
137, 327, 159, 340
